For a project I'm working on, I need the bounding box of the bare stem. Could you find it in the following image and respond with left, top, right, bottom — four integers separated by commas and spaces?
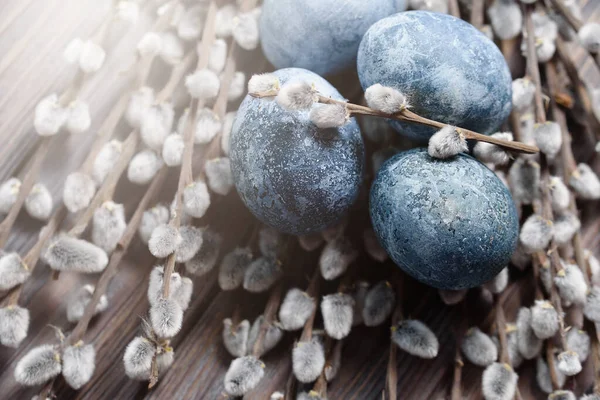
252, 283, 283, 358
299, 266, 321, 343
470, 0, 484, 29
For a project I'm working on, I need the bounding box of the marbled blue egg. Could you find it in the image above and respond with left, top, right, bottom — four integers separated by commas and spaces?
370, 148, 518, 290
357, 11, 512, 140
230, 68, 365, 235
259, 0, 399, 76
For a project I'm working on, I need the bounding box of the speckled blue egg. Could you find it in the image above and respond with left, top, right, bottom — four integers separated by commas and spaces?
370, 148, 518, 290
259, 0, 398, 76
357, 11, 512, 141
230, 68, 365, 235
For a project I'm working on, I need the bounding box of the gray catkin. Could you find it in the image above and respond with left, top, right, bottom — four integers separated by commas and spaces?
553, 212, 581, 245
123, 336, 155, 380
519, 214, 553, 251
548, 390, 576, 400
292, 338, 326, 383
362, 281, 395, 327
319, 236, 358, 280
62, 343, 95, 390
176, 225, 203, 263
223, 318, 250, 357
278, 288, 316, 331
276, 81, 316, 111
461, 327, 498, 367
530, 300, 559, 340
321, 293, 354, 339
93, 140, 122, 184
219, 247, 253, 291
352, 281, 370, 326
147, 266, 182, 307
63, 172, 96, 213
67, 284, 108, 323
25, 183, 53, 221
138, 204, 169, 244
0, 177, 20, 214
162, 133, 184, 167
0, 252, 30, 291
247, 315, 283, 357
182, 181, 211, 218
173, 277, 193, 311
482, 362, 518, 400
92, 201, 127, 253
0, 306, 29, 348
536, 356, 566, 394
224, 356, 265, 396
557, 351, 582, 376
508, 159, 540, 205
258, 226, 284, 259
570, 163, 600, 200
205, 157, 234, 196
14, 344, 62, 386
185, 229, 222, 276
585, 286, 600, 322
127, 149, 164, 185
516, 307, 542, 360
44, 236, 109, 273
392, 319, 439, 359
243, 257, 282, 293
148, 224, 181, 259
566, 328, 590, 363
150, 297, 183, 338
554, 263, 587, 307
428, 126, 468, 159
483, 267, 509, 294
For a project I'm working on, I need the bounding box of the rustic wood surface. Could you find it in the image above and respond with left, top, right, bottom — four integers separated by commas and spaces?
0, 1, 599, 399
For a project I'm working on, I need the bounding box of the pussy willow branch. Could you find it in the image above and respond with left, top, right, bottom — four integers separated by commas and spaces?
386, 274, 403, 400
252, 283, 283, 357
299, 266, 321, 343
311, 336, 334, 398
470, 0, 484, 30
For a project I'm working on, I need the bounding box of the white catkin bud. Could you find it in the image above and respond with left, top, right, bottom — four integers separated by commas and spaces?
185, 229, 222, 276
298, 233, 324, 252
79, 41, 105, 73
584, 286, 600, 322
148, 224, 182, 258
276, 81, 316, 111
482, 363, 518, 400
319, 236, 358, 280
537, 356, 566, 394
139, 205, 169, 244
309, 104, 349, 129
516, 307, 542, 360
504, 324, 524, 368
362, 281, 395, 327
150, 297, 183, 338
224, 356, 265, 396
232, 12, 259, 50
183, 181, 211, 218
409, 0, 448, 13
194, 108, 222, 144
550, 176, 571, 213
66, 100, 91, 135
259, 226, 284, 259
208, 39, 228, 73
321, 293, 354, 339
126, 87, 154, 128
392, 319, 439, 359
177, 5, 205, 40
0, 177, 20, 214
438, 289, 467, 305
248, 73, 281, 95
352, 281, 370, 326
219, 247, 253, 291
162, 133, 184, 167
0, 306, 29, 348
243, 257, 282, 293
0, 253, 29, 291
215, 4, 237, 38
34, 93, 68, 136
147, 266, 182, 307
137, 32, 162, 57
549, 391, 576, 400
567, 328, 590, 363
63, 172, 95, 213
482, 267, 509, 294
508, 159, 540, 205
227, 71, 246, 102
205, 158, 234, 196
428, 126, 468, 159
93, 140, 122, 185
553, 212, 580, 245
364, 83, 408, 114
123, 337, 155, 380
185, 69, 221, 100
580, 395, 600, 400
532, 11, 559, 40
512, 78, 535, 111
174, 277, 193, 311
67, 284, 108, 323
25, 183, 52, 221
271, 392, 285, 400
473, 132, 513, 166
530, 300, 559, 339
63, 38, 84, 64
176, 225, 203, 263
45, 236, 108, 273
578, 23, 600, 53
140, 103, 174, 150
157, 346, 174, 374
127, 149, 164, 185
159, 32, 184, 65
92, 201, 126, 253
570, 163, 600, 200
293, 338, 326, 383
461, 327, 498, 367
488, 0, 522, 40
555, 263, 587, 307
15, 345, 61, 386
519, 215, 553, 251
247, 315, 283, 356
557, 351, 582, 376
62, 343, 95, 390
116, 1, 139, 24
222, 318, 250, 357
279, 288, 316, 331
533, 122, 562, 158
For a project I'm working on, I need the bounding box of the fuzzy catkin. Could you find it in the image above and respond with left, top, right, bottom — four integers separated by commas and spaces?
0, 306, 29, 348
67, 284, 108, 323
279, 288, 316, 331
139, 205, 169, 244
92, 201, 127, 253
147, 266, 182, 307
205, 158, 234, 196
150, 297, 183, 338
482, 363, 518, 400
319, 236, 358, 280
232, 12, 259, 50
176, 225, 203, 263
276, 81, 316, 111
63, 172, 96, 213
392, 319, 439, 359
461, 327, 498, 367
123, 337, 155, 380
530, 300, 559, 340
185, 229, 222, 276
428, 126, 468, 159
140, 103, 174, 150
127, 149, 164, 185
364, 83, 407, 113
62, 343, 96, 390
554, 262, 587, 307
183, 181, 211, 218
219, 247, 253, 291
224, 356, 265, 396
148, 223, 181, 259
519, 215, 553, 251
25, 183, 53, 221
292, 338, 326, 383
570, 163, 600, 200
556, 351, 582, 376
14, 345, 62, 386
222, 318, 250, 358
516, 307, 542, 360
243, 257, 282, 293
45, 236, 108, 273
585, 287, 600, 322
0, 177, 20, 214
0, 252, 30, 291
93, 140, 122, 185
193, 108, 222, 144
321, 293, 354, 339
362, 281, 395, 327
566, 329, 590, 363
162, 133, 184, 167
126, 87, 154, 128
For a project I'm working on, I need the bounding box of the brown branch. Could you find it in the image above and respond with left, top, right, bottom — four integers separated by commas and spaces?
547, 341, 561, 391
494, 295, 510, 364
252, 283, 283, 358
547, 0, 582, 31
386, 274, 403, 400
523, 5, 547, 125
299, 266, 321, 343
448, 0, 460, 18
470, 0, 484, 29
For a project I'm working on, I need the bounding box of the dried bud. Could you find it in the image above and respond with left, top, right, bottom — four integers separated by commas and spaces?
127, 149, 164, 185
150, 297, 183, 338
482, 363, 518, 400
483, 267, 509, 294
566, 328, 590, 363
364, 84, 407, 114
140, 103, 174, 150
123, 337, 155, 380
137, 32, 162, 57
248, 73, 280, 95
247, 315, 283, 356
512, 78, 535, 111
438, 289, 467, 305
45, 236, 108, 273
578, 22, 600, 53
92, 201, 126, 253
205, 158, 233, 196
533, 122, 562, 158
219, 247, 253, 291
148, 224, 181, 258
536, 356, 566, 394
0, 306, 29, 348
215, 4, 236, 38
177, 6, 205, 40
557, 350, 582, 376
126, 87, 154, 128
185, 69, 221, 100
34, 94, 68, 136
159, 32, 184, 65
0, 253, 30, 291
519, 215, 553, 251
185, 229, 222, 276
293, 338, 325, 383
298, 233, 324, 252
570, 163, 600, 200
428, 126, 468, 159
530, 300, 559, 339
549, 390, 576, 400
516, 307, 542, 360
93, 140, 122, 184
224, 356, 265, 396
14, 344, 61, 386
223, 318, 250, 357
362, 281, 395, 327
221, 112, 236, 156
62, 343, 95, 389
259, 226, 284, 259
276, 81, 316, 111
63, 172, 95, 213
461, 327, 498, 367
0, 177, 20, 214
67, 284, 108, 323
321, 293, 354, 339
554, 263, 587, 307
392, 319, 439, 359
243, 257, 282, 293
319, 236, 358, 280
279, 288, 316, 331
550, 176, 570, 213
66, 100, 91, 135
232, 12, 259, 50
473, 132, 513, 166
78, 40, 106, 73
508, 159, 540, 205
139, 205, 169, 244
584, 286, 600, 322
25, 183, 52, 221
208, 39, 227, 73
309, 104, 349, 129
